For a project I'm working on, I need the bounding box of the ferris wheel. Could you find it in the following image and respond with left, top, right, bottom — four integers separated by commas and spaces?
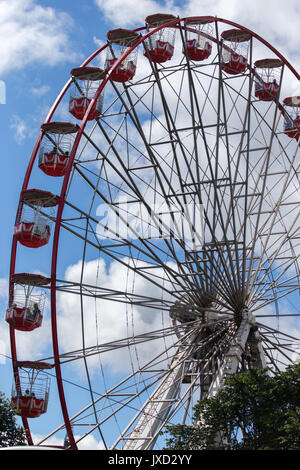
6, 14, 300, 450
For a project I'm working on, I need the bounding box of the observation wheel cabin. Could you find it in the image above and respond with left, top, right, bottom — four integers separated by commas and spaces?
69, 67, 106, 121
144, 13, 176, 63
6, 273, 49, 332
221, 28, 251, 75
283, 96, 300, 141
39, 122, 78, 177
14, 189, 58, 248
254, 59, 283, 102
11, 361, 52, 419
184, 18, 213, 62
105, 28, 140, 83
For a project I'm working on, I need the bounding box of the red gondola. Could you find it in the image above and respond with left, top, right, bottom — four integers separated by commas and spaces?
69, 67, 105, 120
184, 19, 213, 62
14, 189, 58, 248
105, 57, 136, 82
185, 39, 211, 61
105, 29, 139, 83
6, 273, 49, 332
146, 40, 174, 63
283, 96, 300, 140
11, 362, 51, 419
14, 221, 50, 248
144, 14, 176, 63
222, 52, 247, 75
11, 396, 47, 418
221, 29, 251, 75
69, 96, 94, 120
39, 151, 69, 177
38, 122, 77, 177
6, 306, 42, 331
254, 59, 282, 102
255, 81, 279, 101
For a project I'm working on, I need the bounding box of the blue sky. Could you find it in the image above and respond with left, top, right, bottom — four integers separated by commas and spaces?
0, 0, 300, 450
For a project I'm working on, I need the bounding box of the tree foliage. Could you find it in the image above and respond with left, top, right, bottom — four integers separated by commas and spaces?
0, 391, 26, 448
164, 363, 300, 450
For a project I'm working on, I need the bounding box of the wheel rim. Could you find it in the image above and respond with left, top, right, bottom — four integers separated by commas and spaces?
8, 16, 300, 450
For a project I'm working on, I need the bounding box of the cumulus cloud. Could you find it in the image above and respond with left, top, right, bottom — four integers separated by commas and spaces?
94, 0, 181, 28
0, 278, 9, 364
0, 0, 80, 76
32, 432, 104, 450
30, 84, 51, 96
0, 274, 52, 363
0, 277, 8, 298
10, 114, 29, 143
0, 325, 9, 365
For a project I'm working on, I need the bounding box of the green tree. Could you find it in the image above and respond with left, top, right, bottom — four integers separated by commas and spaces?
164, 363, 300, 450
0, 391, 26, 447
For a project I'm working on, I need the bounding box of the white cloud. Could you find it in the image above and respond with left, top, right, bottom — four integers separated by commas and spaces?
0, 0, 80, 75
0, 274, 52, 363
13, 317, 52, 362
31, 432, 104, 450
0, 277, 8, 298
94, 0, 181, 28
0, 324, 9, 365
10, 114, 28, 143
0, 340, 7, 364
93, 36, 105, 50
76, 434, 105, 450
30, 85, 50, 96
0, 278, 9, 364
